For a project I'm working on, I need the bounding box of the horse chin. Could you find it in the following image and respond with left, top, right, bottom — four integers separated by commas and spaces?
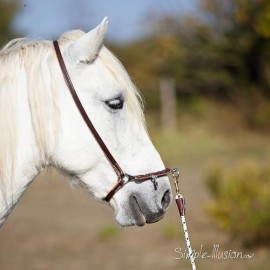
115, 213, 146, 227
114, 200, 147, 227
113, 196, 165, 227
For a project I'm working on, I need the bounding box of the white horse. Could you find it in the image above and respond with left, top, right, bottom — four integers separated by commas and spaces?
0, 18, 172, 227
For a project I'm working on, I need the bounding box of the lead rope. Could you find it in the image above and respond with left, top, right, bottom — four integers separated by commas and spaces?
171, 169, 197, 270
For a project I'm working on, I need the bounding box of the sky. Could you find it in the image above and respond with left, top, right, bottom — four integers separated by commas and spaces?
13, 0, 197, 43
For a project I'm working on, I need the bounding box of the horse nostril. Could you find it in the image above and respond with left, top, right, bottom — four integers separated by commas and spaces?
161, 189, 171, 210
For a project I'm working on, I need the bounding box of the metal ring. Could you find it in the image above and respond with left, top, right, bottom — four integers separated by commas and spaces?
171, 168, 180, 180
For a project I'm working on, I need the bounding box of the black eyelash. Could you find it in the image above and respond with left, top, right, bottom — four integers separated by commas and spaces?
105, 97, 124, 110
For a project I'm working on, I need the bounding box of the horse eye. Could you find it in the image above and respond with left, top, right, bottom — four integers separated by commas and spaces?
105, 97, 124, 110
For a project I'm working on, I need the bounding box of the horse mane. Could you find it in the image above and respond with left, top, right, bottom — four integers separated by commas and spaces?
0, 30, 144, 201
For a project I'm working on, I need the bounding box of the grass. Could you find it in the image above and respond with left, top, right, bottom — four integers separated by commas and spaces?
97, 224, 120, 240
161, 224, 180, 240
147, 100, 270, 168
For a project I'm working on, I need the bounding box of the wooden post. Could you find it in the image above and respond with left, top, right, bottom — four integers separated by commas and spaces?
159, 77, 177, 131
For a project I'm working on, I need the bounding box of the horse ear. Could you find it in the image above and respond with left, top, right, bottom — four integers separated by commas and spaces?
68, 17, 108, 63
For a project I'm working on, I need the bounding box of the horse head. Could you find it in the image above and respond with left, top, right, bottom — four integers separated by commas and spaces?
0, 18, 172, 227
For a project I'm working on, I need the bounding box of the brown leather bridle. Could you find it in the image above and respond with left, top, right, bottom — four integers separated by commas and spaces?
53, 40, 176, 202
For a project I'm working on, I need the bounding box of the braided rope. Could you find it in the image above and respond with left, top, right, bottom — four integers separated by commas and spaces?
177, 195, 197, 270
172, 168, 197, 270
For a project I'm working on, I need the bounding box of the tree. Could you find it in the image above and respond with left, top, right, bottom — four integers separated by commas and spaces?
201, 0, 270, 94
151, 0, 270, 98
0, 0, 20, 45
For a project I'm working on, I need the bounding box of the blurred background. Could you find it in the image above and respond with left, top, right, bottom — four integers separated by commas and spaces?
0, 0, 270, 269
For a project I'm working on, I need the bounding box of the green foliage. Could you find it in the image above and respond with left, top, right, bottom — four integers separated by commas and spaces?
206, 160, 270, 247
97, 224, 120, 240
201, 0, 270, 90
240, 92, 270, 131
161, 224, 180, 240
0, 0, 20, 45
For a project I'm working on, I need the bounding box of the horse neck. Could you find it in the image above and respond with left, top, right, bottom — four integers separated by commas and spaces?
0, 75, 47, 226
0, 149, 42, 226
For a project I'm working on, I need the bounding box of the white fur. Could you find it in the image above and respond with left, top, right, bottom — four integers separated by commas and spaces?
0, 18, 172, 227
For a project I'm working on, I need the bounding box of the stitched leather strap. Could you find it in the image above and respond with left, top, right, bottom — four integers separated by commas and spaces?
53, 40, 124, 178
104, 177, 125, 202
104, 168, 171, 202
133, 168, 171, 181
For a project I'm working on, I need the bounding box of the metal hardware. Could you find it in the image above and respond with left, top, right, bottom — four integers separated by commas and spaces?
151, 175, 158, 190
122, 174, 131, 184
171, 168, 180, 197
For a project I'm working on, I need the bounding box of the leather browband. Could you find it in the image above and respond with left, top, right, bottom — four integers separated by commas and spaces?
53, 40, 171, 202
